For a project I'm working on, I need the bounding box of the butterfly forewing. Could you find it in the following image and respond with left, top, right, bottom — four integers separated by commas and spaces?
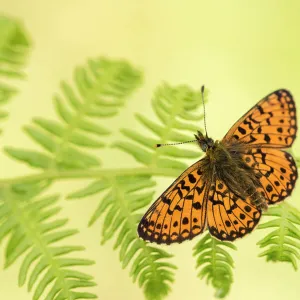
138, 160, 208, 244
223, 89, 297, 147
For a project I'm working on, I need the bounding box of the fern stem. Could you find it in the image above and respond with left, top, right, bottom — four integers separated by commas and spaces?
211, 237, 216, 277
0, 167, 179, 186
278, 203, 288, 260
50, 74, 106, 169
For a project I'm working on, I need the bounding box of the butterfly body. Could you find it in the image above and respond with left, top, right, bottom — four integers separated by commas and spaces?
202, 139, 268, 211
138, 89, 298, 244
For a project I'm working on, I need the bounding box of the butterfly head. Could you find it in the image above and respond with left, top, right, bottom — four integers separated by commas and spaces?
195, 130, 214, 152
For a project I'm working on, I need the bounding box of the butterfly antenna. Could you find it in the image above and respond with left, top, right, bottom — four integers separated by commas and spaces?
156, 85, 207, 148
201, 85, 208, 137
156, 139, 197, 148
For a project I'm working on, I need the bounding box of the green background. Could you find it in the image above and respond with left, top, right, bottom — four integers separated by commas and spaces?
1, 0, 300, 299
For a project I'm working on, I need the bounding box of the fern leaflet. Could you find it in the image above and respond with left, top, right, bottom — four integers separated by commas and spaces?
113, 83, 206, 170
193, 233, 236, 298
0, 15, 31, 134
68, 175, 177, 300
257, 202, 300, 270
5, 57, 142, 170
0, 184, 96, 300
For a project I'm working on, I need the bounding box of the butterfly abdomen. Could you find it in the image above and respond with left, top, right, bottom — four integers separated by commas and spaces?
211, 142, 267, 210
248, 189, 268, 210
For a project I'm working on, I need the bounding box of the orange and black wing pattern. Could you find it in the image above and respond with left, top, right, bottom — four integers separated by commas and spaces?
242, 148, 298, 205
138, 88, 298, 244
223, 89, 297, 148
138, 160, 208, 244
207, 180, 261, 241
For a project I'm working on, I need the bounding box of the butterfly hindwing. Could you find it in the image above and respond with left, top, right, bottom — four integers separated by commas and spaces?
242, 148, 298, 205
138, 160, 208, 244
223, 89, 297, 148
207, 180, 261, 241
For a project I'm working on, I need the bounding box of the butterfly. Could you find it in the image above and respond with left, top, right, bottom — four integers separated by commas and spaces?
137, 89, 298, 244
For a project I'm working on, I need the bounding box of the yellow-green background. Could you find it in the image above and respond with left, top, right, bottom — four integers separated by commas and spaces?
1, 0, 300, 299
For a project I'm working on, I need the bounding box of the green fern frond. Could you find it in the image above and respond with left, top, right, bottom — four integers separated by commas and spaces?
257, 202, 300, 270
193, 233, 236, 298
0, 16, 31, 133
113, 83, 207, 170
67, 84, 208, 299
4, 57, 142, 169
68, 176, 177, 300
0, 185, 96, 300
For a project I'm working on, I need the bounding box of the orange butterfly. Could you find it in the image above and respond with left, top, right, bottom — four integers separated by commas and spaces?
138, 89, 298, 243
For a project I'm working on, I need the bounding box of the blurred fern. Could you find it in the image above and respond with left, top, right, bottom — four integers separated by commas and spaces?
193, 233, 236, 298
257, 202, 300, 270
0, 184, 96, 300
68, 84, 207, 299
113, 83, 204, 170
0, 15, 31, 133
0, 35, 143, 299
5, 57, 142, 170
68, 175, 177, 300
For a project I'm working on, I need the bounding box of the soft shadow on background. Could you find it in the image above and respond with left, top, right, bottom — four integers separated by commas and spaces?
1, 1, 300, 299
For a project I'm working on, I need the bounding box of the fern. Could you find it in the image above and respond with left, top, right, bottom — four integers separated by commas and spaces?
0, 184, 96, 300
5, 57, 142, 170
68, 175, 177, 300
193, 233, 236, 298
67, 83, 239, 299
67, 84, 206, 299
0, 15, 31, 133
0, 56, 142, 299
113, 83, 205, 170
257, 202, 300, 270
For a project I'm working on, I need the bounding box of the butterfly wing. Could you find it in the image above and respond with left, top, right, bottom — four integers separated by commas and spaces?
210, 89, 298, 241
207, 180, 262, 241
138, 160, 209, 244
223, 89, 297, 148
242, 148, 298, 205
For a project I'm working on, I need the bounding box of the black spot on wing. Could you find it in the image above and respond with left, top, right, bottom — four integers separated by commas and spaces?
238, 126, 246, 134
188, 174, 197, 183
